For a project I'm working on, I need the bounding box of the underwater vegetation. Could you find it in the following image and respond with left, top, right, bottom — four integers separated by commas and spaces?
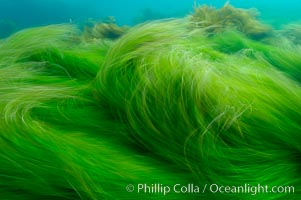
280, 23, 301, 45
190, 4, 271, 39
82, 17, 128, 41
0, 4, 301, 200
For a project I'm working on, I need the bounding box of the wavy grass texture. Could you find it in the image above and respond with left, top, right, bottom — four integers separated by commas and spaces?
190, 4, 271, 39
1, 9, 301, 200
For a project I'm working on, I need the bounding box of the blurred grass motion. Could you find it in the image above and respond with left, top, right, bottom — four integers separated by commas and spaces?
0, 4, 301, 199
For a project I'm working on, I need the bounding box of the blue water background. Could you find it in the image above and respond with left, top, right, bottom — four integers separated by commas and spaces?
0, 0, 300, 37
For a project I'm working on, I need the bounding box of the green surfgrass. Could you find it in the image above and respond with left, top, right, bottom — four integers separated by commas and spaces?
1, 5, 300, 200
